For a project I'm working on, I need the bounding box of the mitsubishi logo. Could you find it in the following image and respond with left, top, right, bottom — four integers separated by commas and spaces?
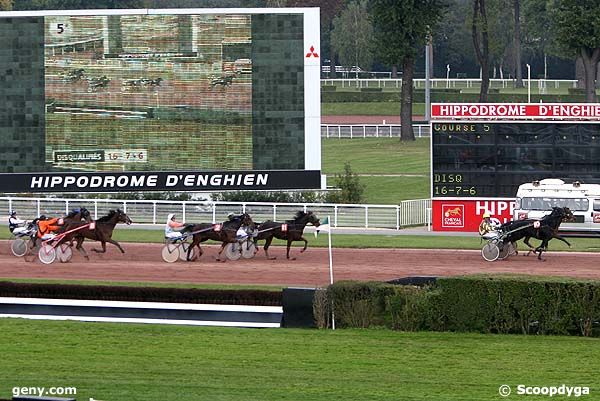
305, 45, 319, 58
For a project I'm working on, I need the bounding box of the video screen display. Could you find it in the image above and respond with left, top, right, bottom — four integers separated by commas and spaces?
45, 14, 253, 172
0, 9, 321, 192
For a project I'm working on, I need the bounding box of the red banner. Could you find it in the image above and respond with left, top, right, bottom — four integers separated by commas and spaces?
431, 103, 600, 120
432, 199, 515, 232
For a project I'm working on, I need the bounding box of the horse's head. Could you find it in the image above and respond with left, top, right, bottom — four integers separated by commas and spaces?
80, 207, 92, 222
306, 211, 320, 227
116, 209, 133, 225
240, 212, 254, 228
561, 207, 575, 222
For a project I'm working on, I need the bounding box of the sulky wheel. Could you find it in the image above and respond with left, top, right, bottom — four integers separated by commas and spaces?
57, 245, 73, 263
179, 242, 197, 262
481, 242, 500, 262
241, 241, 257, 259
38, 244, 57, 264
224, 243, 242, 261
161, 244, 180, 263
11, 238, 29, 257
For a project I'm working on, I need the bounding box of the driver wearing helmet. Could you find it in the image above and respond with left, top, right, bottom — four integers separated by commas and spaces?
8, 211, 26, 235
37, 215, 61, 240
478, 211, 501, 237
165, 213, 185, 240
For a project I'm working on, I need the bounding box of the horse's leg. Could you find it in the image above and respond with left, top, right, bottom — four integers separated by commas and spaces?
536, 239, 549, 261
554, 235, 571, 247
187, 236, 202, 261
299, 236, 308, 253
75, 236, 89, 260
92, 241, 107, 253
523, 236, 537, 255
287, 239, 295, 260
216, 242, 227, 262
263, 236, 276, 260
107, 238, 126, 253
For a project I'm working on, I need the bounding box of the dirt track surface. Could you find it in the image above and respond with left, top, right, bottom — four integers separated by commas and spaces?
1, 241, 599, 286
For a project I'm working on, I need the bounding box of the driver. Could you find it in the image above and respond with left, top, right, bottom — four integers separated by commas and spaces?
165, 213, 185, 241
37, 215, 61, 240
8, 211, 27, 235
478, 211, 501, 237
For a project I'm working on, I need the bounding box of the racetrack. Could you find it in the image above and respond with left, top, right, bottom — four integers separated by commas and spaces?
1, 240, 599, 286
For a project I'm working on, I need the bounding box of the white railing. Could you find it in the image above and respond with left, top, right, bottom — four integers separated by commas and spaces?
0, 197, 431, 230
321, 78, 579, 90
321, 124, 430, 138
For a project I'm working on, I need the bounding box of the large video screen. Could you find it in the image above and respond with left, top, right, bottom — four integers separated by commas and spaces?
0, 8, 321, 192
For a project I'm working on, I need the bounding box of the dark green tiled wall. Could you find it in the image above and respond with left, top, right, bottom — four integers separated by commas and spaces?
0, 17, 45, 173
252, 14, 304, 170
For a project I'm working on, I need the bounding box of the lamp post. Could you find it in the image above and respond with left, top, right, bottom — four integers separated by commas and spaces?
526, 63, 531, 103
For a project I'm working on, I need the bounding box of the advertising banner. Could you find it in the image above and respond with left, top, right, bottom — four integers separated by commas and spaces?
432, 198, 515, 232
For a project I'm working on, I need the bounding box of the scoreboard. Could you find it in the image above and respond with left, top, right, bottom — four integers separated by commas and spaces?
430, 103, 600, 231
432, 121, 600, 198
0, 8, 321, 193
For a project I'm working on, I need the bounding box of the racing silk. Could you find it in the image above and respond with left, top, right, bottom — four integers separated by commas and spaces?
8, 216, 25, 233
165, 214, 184, 236
37, 218, 60, 238
478, 218, 501, 235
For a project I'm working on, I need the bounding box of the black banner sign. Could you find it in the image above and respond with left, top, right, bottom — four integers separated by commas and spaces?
0, 170, 322, 193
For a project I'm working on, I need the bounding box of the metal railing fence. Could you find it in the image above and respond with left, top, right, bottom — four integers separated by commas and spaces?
321, 124, 430, 138
1, 197, 431, 230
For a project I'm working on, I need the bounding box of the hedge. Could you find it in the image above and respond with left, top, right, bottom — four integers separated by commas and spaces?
0, 282, 282, 306
318, 276, 600, 336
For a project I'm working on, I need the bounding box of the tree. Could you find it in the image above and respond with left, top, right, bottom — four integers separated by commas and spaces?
326, 162, 365, 204
370, 0, 447, 141
513, 0, 523, 87
0, 0, 12, 10
472, 0, 490, 102
553, 0, 600, 102
331, 0, 374, 76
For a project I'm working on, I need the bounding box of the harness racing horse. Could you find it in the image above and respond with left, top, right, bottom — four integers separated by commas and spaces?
500, 206, 574, 260
60, 209, 133, 260
184, 213, 254, 262
254, 211, 320, 260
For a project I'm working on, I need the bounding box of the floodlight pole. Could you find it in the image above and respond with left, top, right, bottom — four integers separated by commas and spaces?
425, 42, 431, 121
526, 63, 531, 103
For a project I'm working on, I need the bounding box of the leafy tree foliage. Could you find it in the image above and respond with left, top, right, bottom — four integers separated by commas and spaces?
325, 162, 365, 204
0, 0, 12, 10
552, 0, 600, 102
370, 0, 446, 140
331, 0, 374, 74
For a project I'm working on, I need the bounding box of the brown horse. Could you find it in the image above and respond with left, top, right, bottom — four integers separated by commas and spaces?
254, 211, 320, 260
60, 209, 132, 259
183, 213, 254, 262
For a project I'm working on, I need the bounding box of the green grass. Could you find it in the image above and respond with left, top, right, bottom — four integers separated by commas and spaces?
322, 137, 429, 175
322, 137, 430, 203
323, 102, 426, 116
0, 319, 598, 401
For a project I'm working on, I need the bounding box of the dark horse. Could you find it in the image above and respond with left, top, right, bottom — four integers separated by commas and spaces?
500, 206, 574, 260
254, 211, 320, 260
60, 209, 132, 259
183, 213, 254, 262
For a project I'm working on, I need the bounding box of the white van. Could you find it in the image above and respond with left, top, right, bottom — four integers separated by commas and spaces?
514, 178, 600, 236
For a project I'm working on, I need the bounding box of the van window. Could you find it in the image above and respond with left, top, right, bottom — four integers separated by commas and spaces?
594, 200, 600, 212
521, 197, 588, 211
